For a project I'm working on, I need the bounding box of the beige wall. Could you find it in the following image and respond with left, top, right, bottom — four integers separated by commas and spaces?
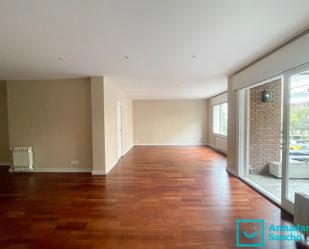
7, 78, 92, 170
104, 78, 133, 173
91, 76, 105, 173
133, 99, 207, 145
227, 77, 238, 175
207, 92, 227, 153
0, 81, 10, 164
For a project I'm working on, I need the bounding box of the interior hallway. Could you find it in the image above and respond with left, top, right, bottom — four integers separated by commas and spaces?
0, 146, 296, 249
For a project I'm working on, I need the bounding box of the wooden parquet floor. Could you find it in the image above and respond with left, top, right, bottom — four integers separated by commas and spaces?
0, 146, 300, 249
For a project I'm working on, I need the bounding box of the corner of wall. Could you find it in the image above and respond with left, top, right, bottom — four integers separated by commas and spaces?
227, 76, 238, 176
91, 76, 106, 174
102, 77, 133, 174
0, 80, 10, 164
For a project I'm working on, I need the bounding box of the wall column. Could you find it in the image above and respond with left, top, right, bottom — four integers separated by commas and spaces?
91, 76, 106, 175
227, 77, 238, 176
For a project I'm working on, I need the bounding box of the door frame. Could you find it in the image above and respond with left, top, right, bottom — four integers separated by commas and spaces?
237, 76, 283, 206
116, 101, 124, 160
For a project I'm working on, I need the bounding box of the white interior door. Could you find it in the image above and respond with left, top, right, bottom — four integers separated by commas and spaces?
116, 102, 124, 160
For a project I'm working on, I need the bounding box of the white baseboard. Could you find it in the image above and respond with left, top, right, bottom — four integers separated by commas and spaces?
92, 170, 106, 175
92, 160, 118, 176
123, 144, 133, 154
36, 167, 92, 173
133, 143, 208, 146
105, 160, 118, 175
10, 167, 92, 173
92, 145, 133, 176
0, 162, 10, 166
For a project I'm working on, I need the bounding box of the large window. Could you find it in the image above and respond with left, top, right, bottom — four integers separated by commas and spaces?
213, 103, 228, 136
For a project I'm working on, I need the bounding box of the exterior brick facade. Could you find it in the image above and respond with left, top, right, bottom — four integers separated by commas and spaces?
249, 79, 282, 174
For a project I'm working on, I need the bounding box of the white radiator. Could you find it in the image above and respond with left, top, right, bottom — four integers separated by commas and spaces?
215, 137, 227, 152
11, 147, 34, 171
294, 193, 309, 234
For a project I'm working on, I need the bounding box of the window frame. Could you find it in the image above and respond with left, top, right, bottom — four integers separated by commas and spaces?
212, 102, 228, 137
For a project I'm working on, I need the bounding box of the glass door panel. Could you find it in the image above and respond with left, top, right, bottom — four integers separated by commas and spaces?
245, 78, 283, 202
282, 67, 309, 213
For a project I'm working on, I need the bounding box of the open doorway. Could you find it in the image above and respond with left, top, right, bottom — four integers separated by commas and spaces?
245, 77, 283, 202
116, 101, 124, 160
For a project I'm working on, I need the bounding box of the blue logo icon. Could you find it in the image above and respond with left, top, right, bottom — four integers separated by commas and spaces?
236, 219, 264, 247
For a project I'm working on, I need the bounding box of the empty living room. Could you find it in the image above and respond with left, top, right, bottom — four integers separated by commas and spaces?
1, 1, 309, 248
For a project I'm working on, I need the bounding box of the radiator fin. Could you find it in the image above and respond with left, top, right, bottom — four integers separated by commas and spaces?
215, 137, 227, 152
294, 193, 309, 233
11, 147, 34, 172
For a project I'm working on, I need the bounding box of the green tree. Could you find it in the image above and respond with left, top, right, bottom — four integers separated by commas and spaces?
290, 106, 309, 134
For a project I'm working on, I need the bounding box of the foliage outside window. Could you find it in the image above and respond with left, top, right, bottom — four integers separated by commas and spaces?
213, 103, 228, 136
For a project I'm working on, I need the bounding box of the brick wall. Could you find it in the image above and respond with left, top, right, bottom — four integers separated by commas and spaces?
249, 79, 282, 174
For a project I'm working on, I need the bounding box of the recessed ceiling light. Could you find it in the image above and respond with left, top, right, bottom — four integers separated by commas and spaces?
57, 57, 64, 61
124, 56, 129, 60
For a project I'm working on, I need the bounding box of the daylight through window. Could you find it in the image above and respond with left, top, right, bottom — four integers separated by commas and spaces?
213, 103, 228, 136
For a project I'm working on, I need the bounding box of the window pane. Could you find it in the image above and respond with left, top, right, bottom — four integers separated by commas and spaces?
220, 103, 228, 135
213, 105, 220, 134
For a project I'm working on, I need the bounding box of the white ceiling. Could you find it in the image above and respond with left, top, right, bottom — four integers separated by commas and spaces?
0, 0, 309, 99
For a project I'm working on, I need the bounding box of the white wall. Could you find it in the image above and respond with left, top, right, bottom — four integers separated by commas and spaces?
133, 99, 207, 145
207, 92, 227, 153
227, 77, 238, 175
104, 78, 133, 173
91, 76, 106, 174
232, 32, 309, 90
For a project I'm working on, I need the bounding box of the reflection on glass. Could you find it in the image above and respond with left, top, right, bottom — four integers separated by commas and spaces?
288, 70, 309, 202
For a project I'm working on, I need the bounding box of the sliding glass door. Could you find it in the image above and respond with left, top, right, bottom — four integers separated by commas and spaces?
282, 65, 309, 213
245, 77, 283, 202
239, 63, 309, 214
